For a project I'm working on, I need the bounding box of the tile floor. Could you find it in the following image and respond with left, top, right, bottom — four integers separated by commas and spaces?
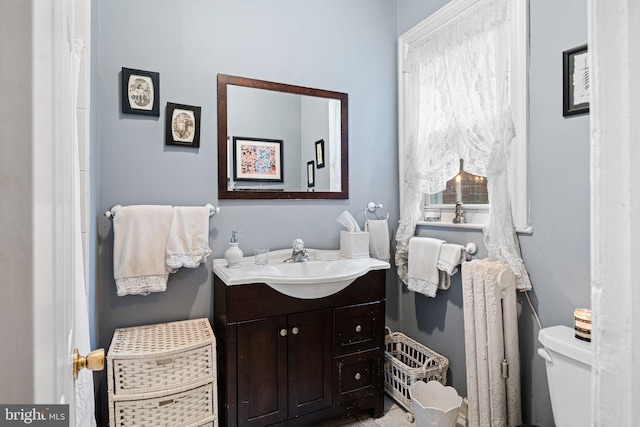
315, 395, 468, 427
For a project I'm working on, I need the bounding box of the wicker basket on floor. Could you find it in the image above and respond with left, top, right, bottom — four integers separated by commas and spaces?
383, 327, 449, 416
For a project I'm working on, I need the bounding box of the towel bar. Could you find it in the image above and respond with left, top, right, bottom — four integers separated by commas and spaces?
365, 201, 389, 220
105, 203, 220, 218
463, 242, 478, 261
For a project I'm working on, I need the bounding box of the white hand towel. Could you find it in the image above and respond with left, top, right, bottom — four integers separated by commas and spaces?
439, 270, 452, 291
407, 237, 445, 297
113, 205, 173, 296
166, 206, 212, 271
438, 243, 465, 277
365, 219, 390, 262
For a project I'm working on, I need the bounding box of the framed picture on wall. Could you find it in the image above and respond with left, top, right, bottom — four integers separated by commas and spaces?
315, 139, 325, 168
563, 44, 590, 117
233, 137, 284, 182
121, 67, 160, 116
307, 160, 315, 188
165, 102, 201, 148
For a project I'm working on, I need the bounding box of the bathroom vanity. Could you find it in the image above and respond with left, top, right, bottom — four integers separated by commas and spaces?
213, 262, 387, 427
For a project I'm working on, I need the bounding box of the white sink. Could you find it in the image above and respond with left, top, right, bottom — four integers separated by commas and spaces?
213, 249, 390, 299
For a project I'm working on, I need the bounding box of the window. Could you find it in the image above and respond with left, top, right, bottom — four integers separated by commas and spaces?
398, 0, 530, 232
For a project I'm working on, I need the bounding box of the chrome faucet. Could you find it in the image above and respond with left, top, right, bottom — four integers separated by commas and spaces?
284, 238, 310, 263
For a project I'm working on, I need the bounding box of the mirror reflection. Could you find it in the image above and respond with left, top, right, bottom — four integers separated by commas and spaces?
217, 74, 348, 200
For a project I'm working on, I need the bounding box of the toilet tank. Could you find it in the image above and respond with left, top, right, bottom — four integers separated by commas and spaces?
538, 325, 592, 427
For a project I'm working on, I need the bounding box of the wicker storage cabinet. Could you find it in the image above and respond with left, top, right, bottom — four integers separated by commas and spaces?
107, 318, 218, 427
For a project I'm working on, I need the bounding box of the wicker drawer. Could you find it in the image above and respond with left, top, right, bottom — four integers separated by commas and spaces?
111, 344, 214, 394
108, 318, 215, 395
334, 302, 383, 356
334, 349, 383, 403
111, 382, 215, 427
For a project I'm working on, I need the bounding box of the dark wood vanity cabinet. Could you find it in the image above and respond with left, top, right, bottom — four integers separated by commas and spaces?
236, 309, 332, 426
214, 270, 386, 427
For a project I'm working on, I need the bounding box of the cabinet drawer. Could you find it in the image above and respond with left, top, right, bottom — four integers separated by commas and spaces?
334, 303, 382, 356
334, 350, 383, 403
111, 382, 215, 427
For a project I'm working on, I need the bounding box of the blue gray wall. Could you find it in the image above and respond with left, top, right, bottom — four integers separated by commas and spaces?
395, 1, 590, 425
94, 0, 399, 423
94, 0, 589, 425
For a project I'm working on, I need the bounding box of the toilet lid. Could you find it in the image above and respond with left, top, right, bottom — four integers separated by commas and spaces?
538, 325, 592, 366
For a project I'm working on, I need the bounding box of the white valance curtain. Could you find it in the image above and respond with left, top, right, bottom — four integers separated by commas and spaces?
396, 0, 531, 291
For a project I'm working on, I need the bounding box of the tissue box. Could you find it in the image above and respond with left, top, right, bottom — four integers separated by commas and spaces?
339, 231, 370, 259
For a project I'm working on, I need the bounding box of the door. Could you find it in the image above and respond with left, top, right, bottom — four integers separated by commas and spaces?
288, 309, 333, 417
237, 316, 289, 427
31, 0, 100, 425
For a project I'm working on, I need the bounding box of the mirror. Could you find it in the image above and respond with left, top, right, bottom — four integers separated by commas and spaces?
217, 74, 348, 199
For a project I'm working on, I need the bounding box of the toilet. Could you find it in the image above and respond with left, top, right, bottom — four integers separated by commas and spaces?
537, 325, 592, 427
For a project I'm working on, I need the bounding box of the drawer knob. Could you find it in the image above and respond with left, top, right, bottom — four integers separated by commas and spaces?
292, 327, 299, 335
354, 372, 361, 380
280, 328, 288, 337
355, 325, 362, 332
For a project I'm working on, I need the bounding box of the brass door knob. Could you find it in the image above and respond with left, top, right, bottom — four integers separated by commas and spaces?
73, 348, 105, 380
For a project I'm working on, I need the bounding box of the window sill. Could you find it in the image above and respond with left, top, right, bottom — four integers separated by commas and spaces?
416, 220, 533, 235
417, 220, 484, 230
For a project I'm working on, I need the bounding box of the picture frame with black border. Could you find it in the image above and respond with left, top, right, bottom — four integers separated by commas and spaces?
307, 160, 315, 188
315, 139, 325, 168
121, 67, 160, 116
563, 44, 590, 117
233, 137, 284, 182
165, 102, 201, 148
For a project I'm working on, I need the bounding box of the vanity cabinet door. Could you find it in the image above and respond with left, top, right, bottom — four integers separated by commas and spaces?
237, 316, 288, 427
236, 310, 333, 427
288, 309, 333, 418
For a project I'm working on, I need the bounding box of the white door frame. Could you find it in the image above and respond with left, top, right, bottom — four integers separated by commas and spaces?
589, 0, 640, 425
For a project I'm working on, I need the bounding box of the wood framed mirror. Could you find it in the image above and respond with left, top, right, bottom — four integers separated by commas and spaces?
217, 73, 348, 199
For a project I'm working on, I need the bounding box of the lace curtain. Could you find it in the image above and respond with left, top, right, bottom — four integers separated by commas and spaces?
396, 0, 531, 290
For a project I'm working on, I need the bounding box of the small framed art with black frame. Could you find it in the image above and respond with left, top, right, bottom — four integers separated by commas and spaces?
307, 160, 315, 188
563, 44, 590, 117
165, 102, 201, 148
121, 67, 160, 116
232, 137, 284, 182
315, 139, 325, 168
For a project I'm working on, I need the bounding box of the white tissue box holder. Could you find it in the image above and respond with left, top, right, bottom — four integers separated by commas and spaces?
339, 231, 370, 259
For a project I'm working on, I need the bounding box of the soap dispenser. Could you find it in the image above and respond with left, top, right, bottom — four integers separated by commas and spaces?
224, 230, 243, 269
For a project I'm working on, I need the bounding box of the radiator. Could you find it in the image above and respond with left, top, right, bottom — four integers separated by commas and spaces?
462, 258, 522, 427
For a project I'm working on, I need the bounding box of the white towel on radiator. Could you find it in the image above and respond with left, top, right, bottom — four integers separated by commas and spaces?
112, 205, 173, 296
166, 206, 212, 271
407, 237, 445, 297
